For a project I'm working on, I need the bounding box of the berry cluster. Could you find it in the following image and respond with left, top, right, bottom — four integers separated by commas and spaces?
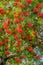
0, 0, 43, 65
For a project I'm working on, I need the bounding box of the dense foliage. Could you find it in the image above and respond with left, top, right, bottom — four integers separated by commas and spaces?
0, 0, 43, 65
